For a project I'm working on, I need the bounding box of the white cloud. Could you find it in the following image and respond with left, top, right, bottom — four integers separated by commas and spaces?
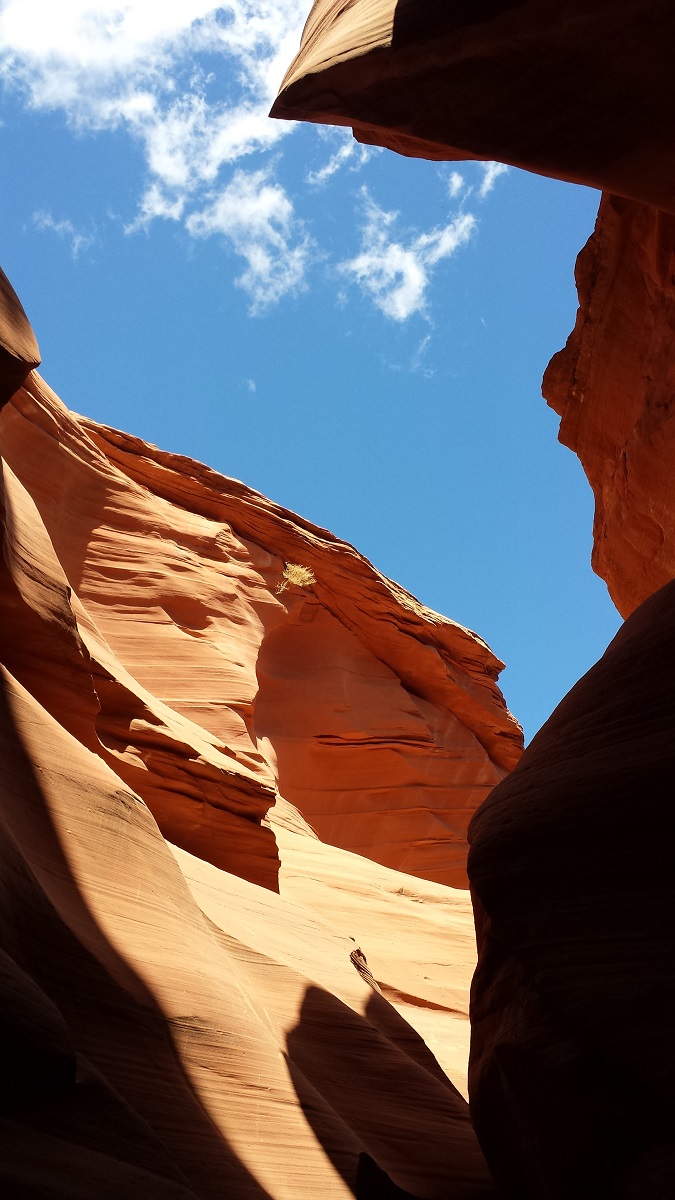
33, 210, 95, 257
0, 4, 507, 317
478, 161, 509, 198
186, 168, 313, 312
339, 191, 476, 322
0, 1, 310, 303
306, 131, 372, 187
307, 140, 355, 187
410, 334, 433, 378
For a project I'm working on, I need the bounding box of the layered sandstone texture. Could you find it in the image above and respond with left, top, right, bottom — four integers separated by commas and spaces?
0, 374, 520, 891
468, 578, 675, 1198
271, 0, 675, 211
0, 271, 521, 1193
544, 193, 675, 618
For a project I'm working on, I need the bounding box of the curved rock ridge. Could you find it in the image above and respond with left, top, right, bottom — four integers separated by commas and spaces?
468, 578, 675, 1198
0, 372, 520, 891
544, 194, 675, 618
0, 354, 514, 1194
272, 0, 675, 212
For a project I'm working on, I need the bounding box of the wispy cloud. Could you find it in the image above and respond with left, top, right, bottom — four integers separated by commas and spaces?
306, 131, 372, 187
0, 4, 510, 318
338, 190, 476, 322
0, 1, 309, 300
32, 209, 96, 257
186, 167, 313, 312
478, 161, 509, 198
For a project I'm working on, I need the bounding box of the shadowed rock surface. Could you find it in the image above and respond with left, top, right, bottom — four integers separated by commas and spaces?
468, 579, 675, 1198
272, 0, 675, 211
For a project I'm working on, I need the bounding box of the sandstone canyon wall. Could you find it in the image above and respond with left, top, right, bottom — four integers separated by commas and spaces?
0, 261, 521, 1195
271, 2, 675, 1197
543, 195, 675, 619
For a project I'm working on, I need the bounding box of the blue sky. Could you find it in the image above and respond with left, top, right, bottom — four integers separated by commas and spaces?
0, 0, 621, 743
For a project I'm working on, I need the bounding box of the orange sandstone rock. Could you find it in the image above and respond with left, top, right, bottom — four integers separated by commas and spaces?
544, 194, 675, 617
272, 0, 675, 212
0, 374, 520, 891
0, 655, 496, 1197
0, 346, 517, 1193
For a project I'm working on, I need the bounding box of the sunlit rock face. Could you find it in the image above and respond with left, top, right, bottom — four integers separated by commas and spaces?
468, 578, 675, 1199
544, 194, 675, 618
0, 265, 520, 1195
0, 372, 520, 892
272, 0, 675, 211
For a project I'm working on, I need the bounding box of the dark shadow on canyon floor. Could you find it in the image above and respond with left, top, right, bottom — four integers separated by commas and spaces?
0, 669, 273, 1198
285, 982, 497, 1199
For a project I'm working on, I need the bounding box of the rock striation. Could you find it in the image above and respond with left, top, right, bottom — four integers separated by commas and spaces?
0, 372, 520, 892
0, 268, 521, 1194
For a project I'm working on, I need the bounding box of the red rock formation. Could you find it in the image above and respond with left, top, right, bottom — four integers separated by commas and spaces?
271, 0, 675, 212
0, 374, 519, 892
0, 262, 522, 1192
0, 648, 500, 1197
543, 194, 675, 617
468, 578, 675, 1198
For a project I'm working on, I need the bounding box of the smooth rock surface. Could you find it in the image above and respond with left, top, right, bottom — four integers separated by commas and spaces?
468, 578, 675, 1198
0, 657, 496, 1197
272, 0, 675, 212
